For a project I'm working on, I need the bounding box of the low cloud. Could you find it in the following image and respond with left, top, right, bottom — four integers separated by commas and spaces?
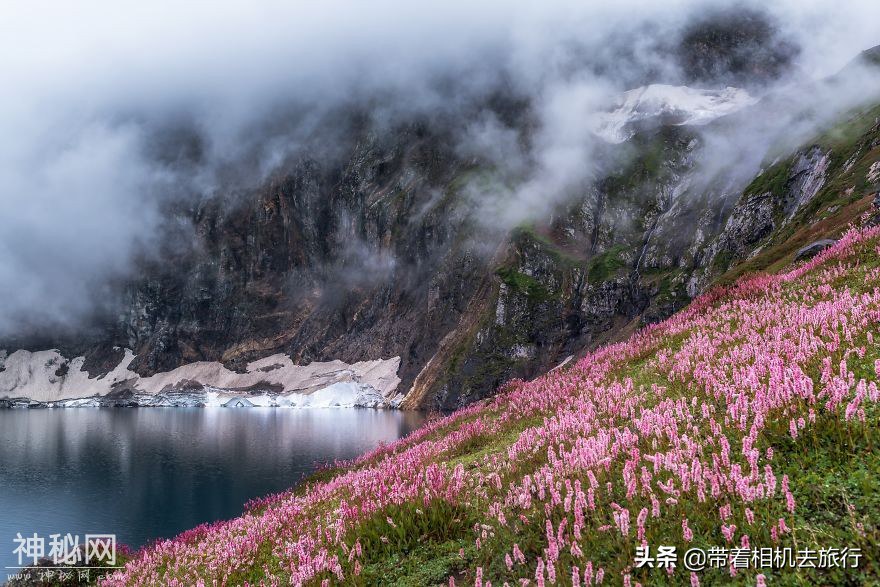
1, 0, 879, 335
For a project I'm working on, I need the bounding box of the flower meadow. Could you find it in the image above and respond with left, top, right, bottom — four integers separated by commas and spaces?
103, 226, 880, 587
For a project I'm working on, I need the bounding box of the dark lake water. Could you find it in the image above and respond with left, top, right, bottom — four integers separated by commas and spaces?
0, 408, 424, 572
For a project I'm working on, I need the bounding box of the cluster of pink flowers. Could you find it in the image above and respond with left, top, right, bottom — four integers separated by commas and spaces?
104, 226, 880, 586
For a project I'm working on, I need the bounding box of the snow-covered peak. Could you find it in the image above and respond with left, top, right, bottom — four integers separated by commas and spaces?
594, 84, 758, 144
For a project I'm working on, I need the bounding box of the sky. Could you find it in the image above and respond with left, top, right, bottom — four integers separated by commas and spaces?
1, 0, 879, 336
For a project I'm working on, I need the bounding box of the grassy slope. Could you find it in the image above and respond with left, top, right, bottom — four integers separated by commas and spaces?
103, 224, 880, 586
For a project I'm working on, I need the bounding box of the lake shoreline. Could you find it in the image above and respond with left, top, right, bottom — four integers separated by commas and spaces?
0, 408, 426, 572
0, 395, 409, 409
0, 384, 409, 410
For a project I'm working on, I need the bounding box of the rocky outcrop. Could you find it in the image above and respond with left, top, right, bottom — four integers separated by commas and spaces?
707, 192, 775, 261
782, 147, 831, 221
794, 239, 837, 262
869, 161, 880, 184
675, 7, 799, 88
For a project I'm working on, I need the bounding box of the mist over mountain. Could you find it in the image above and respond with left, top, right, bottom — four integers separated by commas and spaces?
2, 0, 880, 409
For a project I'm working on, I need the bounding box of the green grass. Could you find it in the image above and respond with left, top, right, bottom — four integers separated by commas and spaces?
587, 245, 629, 283
768, 407, 880, 586
340, 501, 481, 587
743, 159, 792, 198
495, 266, 550, 302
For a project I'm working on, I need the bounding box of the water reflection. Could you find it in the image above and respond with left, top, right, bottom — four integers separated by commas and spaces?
0, 408, 423, 570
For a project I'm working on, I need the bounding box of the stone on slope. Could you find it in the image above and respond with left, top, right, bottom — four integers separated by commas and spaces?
794, 239, 837, 262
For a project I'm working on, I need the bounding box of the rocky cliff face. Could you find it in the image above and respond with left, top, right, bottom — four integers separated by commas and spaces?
4, 57, 880, 409
117, 119, 487, 389
404, 94, 880, 410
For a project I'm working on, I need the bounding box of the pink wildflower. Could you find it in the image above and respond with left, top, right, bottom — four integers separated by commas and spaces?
682, 517, 694, 542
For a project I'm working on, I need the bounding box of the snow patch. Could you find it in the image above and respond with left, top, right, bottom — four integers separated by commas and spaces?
0, 349, 140, 403
0, 348, 401, 406
200, 382, 384, 409
594, 84, 758, 144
